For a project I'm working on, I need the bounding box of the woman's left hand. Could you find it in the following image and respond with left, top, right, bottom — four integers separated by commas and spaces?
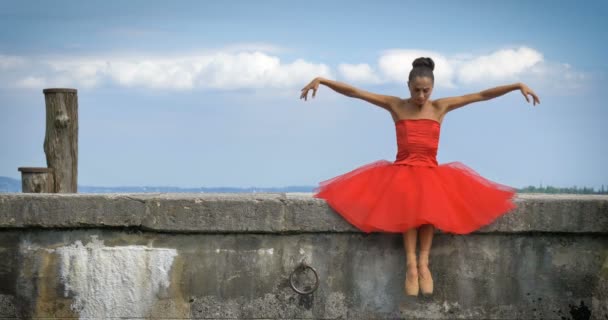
519, 83, 540, 106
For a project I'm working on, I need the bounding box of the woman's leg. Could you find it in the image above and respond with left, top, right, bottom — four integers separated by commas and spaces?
403, 228, 419, 295
418, 224, 435, 294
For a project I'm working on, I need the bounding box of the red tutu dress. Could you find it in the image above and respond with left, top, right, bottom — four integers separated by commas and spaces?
313, 118, 517, 234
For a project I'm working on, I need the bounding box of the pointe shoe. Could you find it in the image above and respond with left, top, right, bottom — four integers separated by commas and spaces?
418, 268, 434, 296
404, 269, 419, 296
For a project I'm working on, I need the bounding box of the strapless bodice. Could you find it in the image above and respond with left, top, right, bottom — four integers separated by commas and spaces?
393, 119, 440, 167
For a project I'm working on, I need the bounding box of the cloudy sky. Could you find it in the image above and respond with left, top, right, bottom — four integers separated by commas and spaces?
1, 0, 606, 189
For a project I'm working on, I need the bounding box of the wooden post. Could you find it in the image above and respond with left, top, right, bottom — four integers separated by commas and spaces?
17, 167, 55, 193
43, 88, 78, 193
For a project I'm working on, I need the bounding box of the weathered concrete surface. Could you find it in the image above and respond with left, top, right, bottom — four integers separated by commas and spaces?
1, 193, 607, 233
594, 255, 608, 318
0, 193, 606, 319
0, 231, 606, 319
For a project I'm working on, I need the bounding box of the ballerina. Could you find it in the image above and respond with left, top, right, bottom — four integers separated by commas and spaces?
300, 57, 540, 296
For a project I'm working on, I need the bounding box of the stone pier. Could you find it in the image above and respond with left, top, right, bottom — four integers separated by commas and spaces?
0, 193, 606, 319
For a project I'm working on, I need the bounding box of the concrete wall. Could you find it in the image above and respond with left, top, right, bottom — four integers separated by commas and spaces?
0, 193, 606, 319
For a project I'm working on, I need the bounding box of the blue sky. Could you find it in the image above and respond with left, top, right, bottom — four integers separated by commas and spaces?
1, 0, 607, 189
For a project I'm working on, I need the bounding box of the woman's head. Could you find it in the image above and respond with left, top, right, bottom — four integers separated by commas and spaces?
408, 57, 435, 106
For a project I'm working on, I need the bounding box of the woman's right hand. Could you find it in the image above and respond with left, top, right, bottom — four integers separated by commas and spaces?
300, 77, 322, 101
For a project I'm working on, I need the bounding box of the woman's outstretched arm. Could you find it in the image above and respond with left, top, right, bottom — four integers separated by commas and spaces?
300, 77, 400, 112
435, 82, 540, 114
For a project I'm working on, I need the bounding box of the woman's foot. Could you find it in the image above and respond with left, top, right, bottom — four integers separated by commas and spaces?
418, 264, 433, 296
404, 264, 419, 296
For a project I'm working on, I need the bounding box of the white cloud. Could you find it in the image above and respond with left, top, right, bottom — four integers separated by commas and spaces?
338, 63, 382, 84
191, 52, 331, 89
44, 59, 109, 88
455, 47, 544, 84
11, 51, 331, 91
106, 58, 195, 89
335, 46, 582, 91
2, 46, 589, 93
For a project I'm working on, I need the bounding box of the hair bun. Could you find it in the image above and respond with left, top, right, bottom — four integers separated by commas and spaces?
412, 57, 435, 71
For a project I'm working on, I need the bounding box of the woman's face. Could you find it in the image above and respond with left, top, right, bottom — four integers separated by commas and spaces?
408, 76, 434, 106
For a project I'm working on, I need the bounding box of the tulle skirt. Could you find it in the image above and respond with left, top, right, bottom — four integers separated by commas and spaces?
313, 160, 517, 234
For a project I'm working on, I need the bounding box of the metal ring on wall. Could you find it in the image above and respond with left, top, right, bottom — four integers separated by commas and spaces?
289, 263, 319, 295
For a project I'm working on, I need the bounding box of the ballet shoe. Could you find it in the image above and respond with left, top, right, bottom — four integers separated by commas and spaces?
404, 269, 419, 296
418, 267, 434, 296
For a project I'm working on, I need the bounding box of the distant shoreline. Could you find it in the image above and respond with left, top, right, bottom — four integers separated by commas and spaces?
1, 176, 606, 194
